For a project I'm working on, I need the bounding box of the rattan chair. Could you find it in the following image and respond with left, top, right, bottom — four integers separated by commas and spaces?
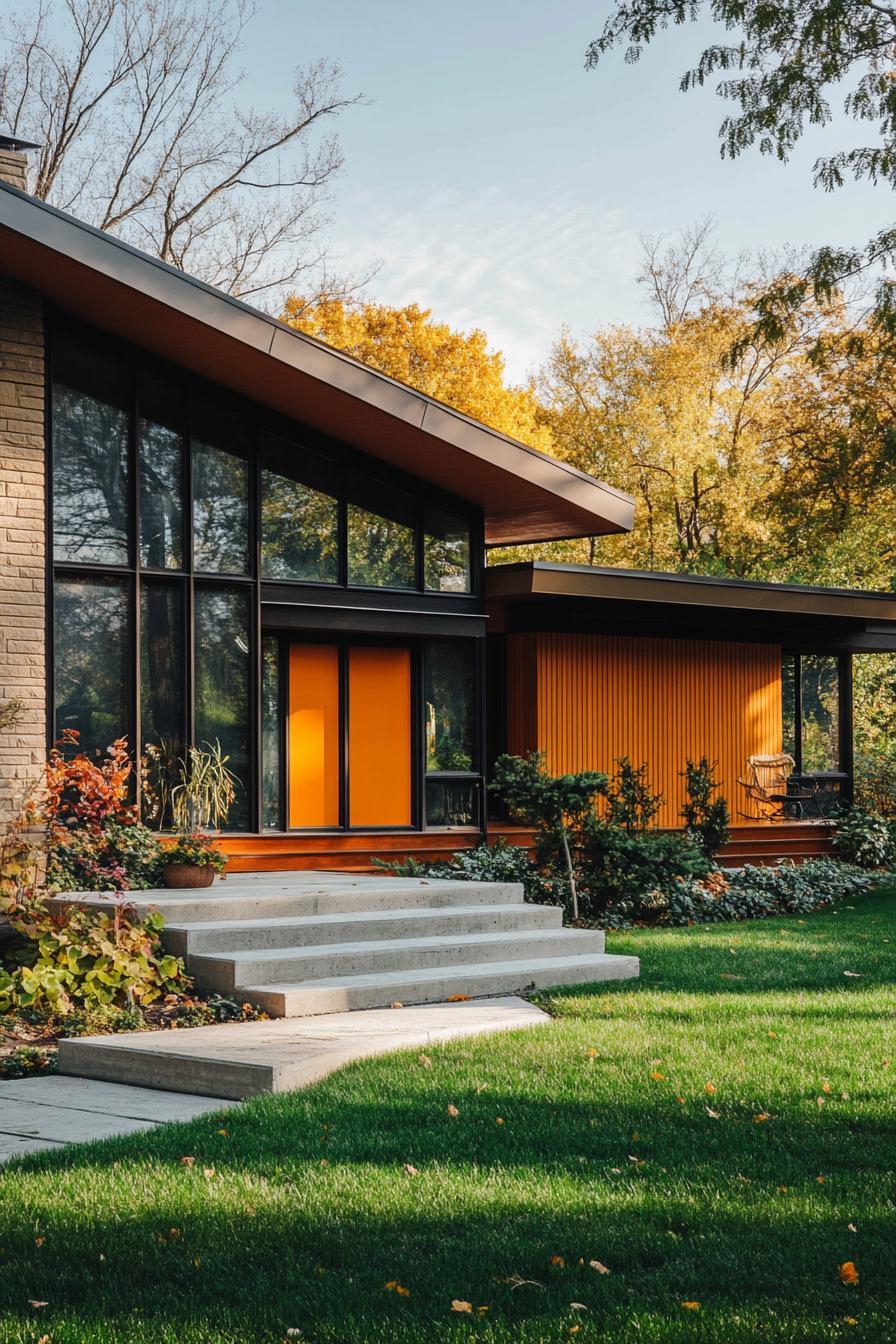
737, 753, 797, 821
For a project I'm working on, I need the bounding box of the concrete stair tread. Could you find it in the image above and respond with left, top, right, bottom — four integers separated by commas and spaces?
193, 926, 600, 971
241, 950, 637, 993
168, 902, 547, 936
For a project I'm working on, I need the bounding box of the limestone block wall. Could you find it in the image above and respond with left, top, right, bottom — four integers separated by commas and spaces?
0, 277, 46, 814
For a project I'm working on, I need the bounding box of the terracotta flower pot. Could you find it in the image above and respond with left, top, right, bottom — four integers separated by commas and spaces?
162, 861, 216, 890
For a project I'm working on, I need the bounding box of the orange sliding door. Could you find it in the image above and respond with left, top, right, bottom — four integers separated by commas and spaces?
288, 644, 340, 828
348, 646, 412, 827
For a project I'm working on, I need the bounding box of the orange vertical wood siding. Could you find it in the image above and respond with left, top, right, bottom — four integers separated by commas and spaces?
348, 646, 412, 827
507, 632, 782, 826
288, 644, 341, 829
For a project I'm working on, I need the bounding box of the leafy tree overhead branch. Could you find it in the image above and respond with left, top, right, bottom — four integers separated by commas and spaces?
0, 0, 364, 300
586, 0, 896, 340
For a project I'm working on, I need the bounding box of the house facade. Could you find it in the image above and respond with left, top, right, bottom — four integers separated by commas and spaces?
0, 139, 635, 866
2, 138, 895, 873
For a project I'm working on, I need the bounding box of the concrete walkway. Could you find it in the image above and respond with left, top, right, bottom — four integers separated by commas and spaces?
0, 996, 550, 1158
59, 996, 551, 1099
0, 1075, 234, 1162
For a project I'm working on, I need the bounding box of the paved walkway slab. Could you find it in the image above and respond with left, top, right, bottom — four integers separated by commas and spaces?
0, 1076, 236, 1162
59, 996, 551, 1099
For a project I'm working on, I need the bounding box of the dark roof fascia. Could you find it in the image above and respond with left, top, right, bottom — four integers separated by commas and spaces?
0, 180, 635, 544
486, 561, 896, 626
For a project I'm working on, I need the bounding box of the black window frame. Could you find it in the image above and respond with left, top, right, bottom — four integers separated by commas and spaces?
46, 312, 486, 835
782, 650, 854, 797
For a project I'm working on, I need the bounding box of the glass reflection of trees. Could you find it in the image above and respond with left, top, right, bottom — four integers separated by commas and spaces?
54, 576, 129, 757
261, 468, 339, 582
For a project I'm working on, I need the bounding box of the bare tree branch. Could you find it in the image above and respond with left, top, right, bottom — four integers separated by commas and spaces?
0, 0, 372, 302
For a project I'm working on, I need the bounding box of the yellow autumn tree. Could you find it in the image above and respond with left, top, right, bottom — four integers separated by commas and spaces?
282, 296, 553, 451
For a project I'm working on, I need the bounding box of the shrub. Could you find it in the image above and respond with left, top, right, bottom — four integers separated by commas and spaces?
680, 757, 731, 859
44, 734, 163, 892
490, 752, 607, 918
163, 833, 227, 872
603, 758, 663, 832
0, 894, 188, 1015
833, 805, 895, 869
0, 1045, 57, 1080
665, 859, 874, 926
377, 839, 554, 906
854, 751, 896, 818
576, 821, 711, 921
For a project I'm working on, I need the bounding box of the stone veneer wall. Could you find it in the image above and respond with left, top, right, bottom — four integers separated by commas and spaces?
0, 154, 46, 815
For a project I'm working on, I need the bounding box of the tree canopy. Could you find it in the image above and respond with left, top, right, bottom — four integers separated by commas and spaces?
282, 296, 552, 449
586, 0, 896, 342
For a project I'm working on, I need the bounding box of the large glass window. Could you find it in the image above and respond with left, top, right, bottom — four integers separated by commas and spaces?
262, 637, 282, 830
347, 477, 416, 588
54, 575, 129, 757
52, 341, 129, 565
140, 582, 185, 825
261, 465, 339, 583
801, 654, 840, 772
782, 652, 843, 774
139, 375, 184, 570
192, 442, 250, 574
425, 640, 476, 772
194, 586, 251, 830
424, 507, 471, 593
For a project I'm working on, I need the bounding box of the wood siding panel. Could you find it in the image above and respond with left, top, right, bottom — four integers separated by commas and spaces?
506, 633, 538, 757
532, 633, 782, 827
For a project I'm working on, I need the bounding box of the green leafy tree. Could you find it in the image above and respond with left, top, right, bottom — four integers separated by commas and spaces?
490, 752, 607, 919
586, 0, 896, 341
680, 757, 731, 858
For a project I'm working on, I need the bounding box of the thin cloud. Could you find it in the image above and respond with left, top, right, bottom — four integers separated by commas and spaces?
327, 184, 647, 380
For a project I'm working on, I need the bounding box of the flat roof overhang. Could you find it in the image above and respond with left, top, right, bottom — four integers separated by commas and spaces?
0, 182, 634, 546
486, 562, 896, 651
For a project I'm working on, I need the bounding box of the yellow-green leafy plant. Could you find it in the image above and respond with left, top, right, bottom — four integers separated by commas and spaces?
170, 741, 238, 833
0, 893, 187, 1015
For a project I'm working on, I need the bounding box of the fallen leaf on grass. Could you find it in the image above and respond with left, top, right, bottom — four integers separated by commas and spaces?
650, 1071, 665, 1081
838, 1262, 860, 1286
843, 971, 862, 977
569, 1302, 589, 1310
821, 1082, 831, 1094
217, 1128, 229, 1137
589, 1260, 610, 1274
704, 1082, 717, 1095
28, 1301, 48, 1309
585, 1048, 600, 1059
681, 1301, 701, 1310
447, 1104, 460, 1118
767, 1031, 777, 1038
848, 1224, 858, 1233
817, 1097, 826, 1108
705, 1108, 721, 1119
384, 1281, 411, 1297
418, 1054, 432, 1068
753, 1112, 770, 1123
495, 1116, 505, 1125
550, 1255, 566, 1268
33, 1237, 44, 1247
179, 1156, 195, 1168
403, 1164, 419, 1176
451, 1300, 473, 1313
203, 1167, 216, 1179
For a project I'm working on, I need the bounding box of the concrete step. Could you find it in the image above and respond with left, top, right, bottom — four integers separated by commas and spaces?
163, 902, 562, 956
58, 998, 553, 1098
188, 927, 606, 993
52, 877, 525, 925
240, 952, 640, 1017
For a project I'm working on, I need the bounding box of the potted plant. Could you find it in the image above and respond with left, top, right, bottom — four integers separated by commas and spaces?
161, 742, 238, 890
161, 832, 227, 890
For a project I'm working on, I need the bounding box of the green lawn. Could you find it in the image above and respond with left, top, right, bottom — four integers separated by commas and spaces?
2, 892, 895, 1344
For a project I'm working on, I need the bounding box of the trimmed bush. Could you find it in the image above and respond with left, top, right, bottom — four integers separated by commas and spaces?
833, 805, 895, 869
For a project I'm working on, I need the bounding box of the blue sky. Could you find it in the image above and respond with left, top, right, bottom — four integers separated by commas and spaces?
243, 2, 890, 378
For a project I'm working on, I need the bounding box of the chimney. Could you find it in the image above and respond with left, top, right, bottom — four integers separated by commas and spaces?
0, 134, 39, 192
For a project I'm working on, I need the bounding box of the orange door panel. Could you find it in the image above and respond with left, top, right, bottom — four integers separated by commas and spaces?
348, 646, 412, 827
288, 644, 340, 828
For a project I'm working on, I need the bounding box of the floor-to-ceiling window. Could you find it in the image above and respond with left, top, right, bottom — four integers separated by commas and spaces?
781, 652, 852, 799
49, 319, 483, 833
